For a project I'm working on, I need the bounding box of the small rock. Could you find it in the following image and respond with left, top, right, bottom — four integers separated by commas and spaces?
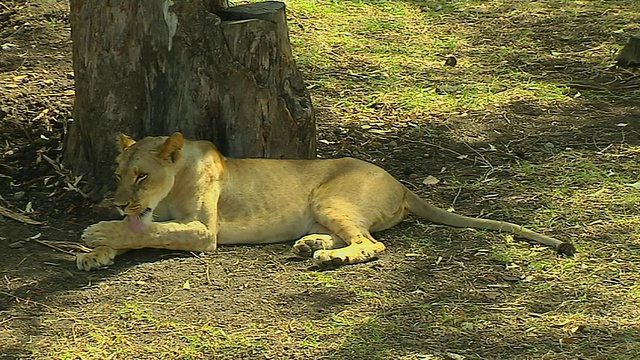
444, 55, 457, 67
422, 175, 440, 185
435, 85, 458, 95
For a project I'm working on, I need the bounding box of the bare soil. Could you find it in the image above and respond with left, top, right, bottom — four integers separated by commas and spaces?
1, 1, 639, 360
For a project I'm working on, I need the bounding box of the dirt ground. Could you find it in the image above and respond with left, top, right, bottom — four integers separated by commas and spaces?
1, 1, 640, 360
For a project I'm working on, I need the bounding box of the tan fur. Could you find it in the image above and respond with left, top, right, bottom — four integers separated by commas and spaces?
76, 132, 575, 271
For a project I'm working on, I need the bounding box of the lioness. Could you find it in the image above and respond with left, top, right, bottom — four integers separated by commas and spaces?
76, 132, 575, 271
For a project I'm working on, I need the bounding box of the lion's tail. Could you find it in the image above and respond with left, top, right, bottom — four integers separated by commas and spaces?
403, 187, 575, 255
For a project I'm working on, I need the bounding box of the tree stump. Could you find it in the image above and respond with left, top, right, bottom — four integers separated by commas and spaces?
616, 35, 640, 67
64, 0, 315, 198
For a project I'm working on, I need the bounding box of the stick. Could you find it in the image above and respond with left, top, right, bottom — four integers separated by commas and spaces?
0, 205, 42, 225
33, 239, 92, 254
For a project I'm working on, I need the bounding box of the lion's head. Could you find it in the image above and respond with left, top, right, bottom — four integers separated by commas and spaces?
113, 132, 184, 232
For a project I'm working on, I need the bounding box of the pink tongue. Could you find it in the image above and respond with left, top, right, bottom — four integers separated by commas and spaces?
128, 215, 145, 233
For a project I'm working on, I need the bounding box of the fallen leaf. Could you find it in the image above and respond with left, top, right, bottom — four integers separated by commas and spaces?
552, 319, 575, 328
182, 280, 191, 290
444, 352, 466, 360
368, 129, 391, 135
33, 109, 49, 121
588, 188, 607, 197
1, 43, 18, 50
405, 253, 425, 258
484, 292, 499, 300
570, 325, 584, 335
422, 175, 439, 185
560, 336, 581, 344
461, 322, 474, 331
625, 180, 640, 189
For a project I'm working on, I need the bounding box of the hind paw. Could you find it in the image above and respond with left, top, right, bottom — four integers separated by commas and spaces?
312, 242, 386, 268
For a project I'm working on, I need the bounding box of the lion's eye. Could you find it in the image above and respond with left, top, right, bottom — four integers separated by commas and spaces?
115, 174, 121, 182
136, 173, 148, 184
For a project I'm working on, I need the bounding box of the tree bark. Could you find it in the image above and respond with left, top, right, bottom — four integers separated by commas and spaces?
616, 35, 640, 67
64, 0, 315, 198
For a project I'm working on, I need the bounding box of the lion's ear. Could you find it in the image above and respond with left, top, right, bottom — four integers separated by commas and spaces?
117, 133, 136, 153
158, 132, 184, 163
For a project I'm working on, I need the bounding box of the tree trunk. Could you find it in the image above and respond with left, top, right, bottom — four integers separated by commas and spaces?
64, 0, 315, 198
616, 35, 640, 67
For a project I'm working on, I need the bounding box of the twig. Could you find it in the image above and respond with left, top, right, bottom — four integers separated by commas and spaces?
568, 82, 640, 90
442, 123, 494, 171
41, 90, 75, 97
567, 83, 606, 90
0, 205, 42, 225
451, 186, 462, 208
0, 290, 57, 312
191, 252, 212, 285
402, 138, 465, 158
399, 178, 419, 190
32, 239, 89, 255
0, 316, 14, 326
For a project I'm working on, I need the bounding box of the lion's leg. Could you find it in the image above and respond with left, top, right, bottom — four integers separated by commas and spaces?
82, 220, 215, 251
308, 208, 386, 267
78, 220, 216, 271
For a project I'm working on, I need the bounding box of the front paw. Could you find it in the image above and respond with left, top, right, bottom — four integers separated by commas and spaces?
82, 221, 124, 248
293, 234, 336, 258
76, 246, 118, 271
